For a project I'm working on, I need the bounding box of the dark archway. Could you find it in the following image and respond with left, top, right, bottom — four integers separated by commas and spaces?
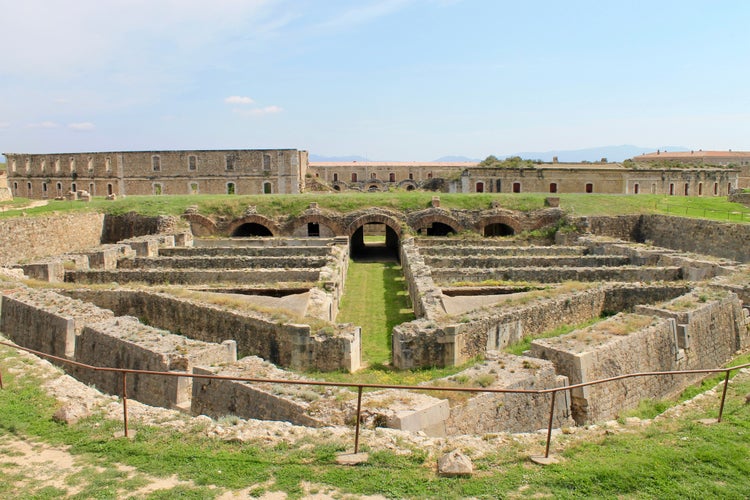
232, 223, 273, 237
484, 223, 515, 237
419, 222, 456, 236
350, 223, 400, 261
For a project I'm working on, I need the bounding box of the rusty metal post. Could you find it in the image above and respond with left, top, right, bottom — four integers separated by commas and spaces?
0, 367, 4, 389
544, 390, 557, 459
717, 370, 731, 423
122, 372, 129, 438
353, 386, 363, 454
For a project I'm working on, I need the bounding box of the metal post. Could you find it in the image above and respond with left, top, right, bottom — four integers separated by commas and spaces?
544, 390, 557, 459
717, 370, 731, 423
353, 386, 363, 454
122, 372, 129, 438
0, 368, 4, 389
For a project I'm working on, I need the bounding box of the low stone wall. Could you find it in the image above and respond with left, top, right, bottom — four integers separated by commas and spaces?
400, 237, 445, 318
160, 246, 333, 257
431, 266, 682, 284
62, 289, 361, 372
419, 245, 587, 257
191, 357, 329, 427
444, 354, 574, 434
0, 212, 105, 266
119, 255, 330, 270
0, 288, 113, 359
101, 212, 181, 244
392, 284, 690, 369
424, 255, 630, 269
531, 291, 749, 424
64, 268, 322, 285
75, 316, 236, 409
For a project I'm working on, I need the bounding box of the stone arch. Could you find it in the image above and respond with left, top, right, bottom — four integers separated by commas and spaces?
227, 214, 279, 237
364, 179, 387, 192
397, 179, 419, 191
284, 213, 345, 238
477, 214, 523, 237
409, 210, 462, 236
182, 213, 217, 237
347, 211, 404, 260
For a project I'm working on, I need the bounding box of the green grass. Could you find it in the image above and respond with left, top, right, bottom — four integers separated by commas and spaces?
1, 343, 749, 498
336, 260, 414, 366
2, 192, 748, 224
504, 316, 605, 355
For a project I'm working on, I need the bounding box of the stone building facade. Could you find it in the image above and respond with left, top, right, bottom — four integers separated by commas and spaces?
4, 149, 309, 199
309, 160, 739, 196
633, 150, 750, 189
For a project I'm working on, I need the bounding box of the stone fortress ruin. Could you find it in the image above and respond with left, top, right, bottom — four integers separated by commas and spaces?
1, 197, 749, 438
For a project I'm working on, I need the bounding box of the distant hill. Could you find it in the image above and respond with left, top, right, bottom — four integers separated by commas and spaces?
504, 145, 690, 163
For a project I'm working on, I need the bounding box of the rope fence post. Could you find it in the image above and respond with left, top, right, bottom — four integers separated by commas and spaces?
353, 386, 363, 454
717, 370, 731, 423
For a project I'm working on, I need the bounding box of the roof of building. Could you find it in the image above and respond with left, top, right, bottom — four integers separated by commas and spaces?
309, 161, 478, 168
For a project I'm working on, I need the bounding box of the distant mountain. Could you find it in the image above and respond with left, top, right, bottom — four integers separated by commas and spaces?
504, 145, 690, 163
309, 154, 370, 162
433, 155, 481, 162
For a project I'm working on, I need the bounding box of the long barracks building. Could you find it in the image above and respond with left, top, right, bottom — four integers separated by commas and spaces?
3, 149, 741, 199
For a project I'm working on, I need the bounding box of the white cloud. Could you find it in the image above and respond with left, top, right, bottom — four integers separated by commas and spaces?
68, 122, 95, 131
225, 96, 255, 105
314, 0, 413, 31
27, 121, 59, 129
233, 105, 283, 116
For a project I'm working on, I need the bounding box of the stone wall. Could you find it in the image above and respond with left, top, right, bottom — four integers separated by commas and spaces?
75, 316, 236, 409
0, 212, 104, 266
101, 212, 180, 244
62, 289, 361, 372
0, 288, 113, 359
64, 268, 322, 286
444, 354, 574, 434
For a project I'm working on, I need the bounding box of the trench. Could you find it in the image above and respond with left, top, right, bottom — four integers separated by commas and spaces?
336, 237, 414, 367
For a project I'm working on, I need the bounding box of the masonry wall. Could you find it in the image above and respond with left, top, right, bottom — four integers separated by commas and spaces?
0, 212, 104, 266
75, 316, 236, 409
101, 213, 180, 243
62, 289, 360, 372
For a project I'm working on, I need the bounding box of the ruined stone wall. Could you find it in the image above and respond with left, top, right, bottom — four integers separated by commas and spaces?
0, 212, 104, 266
0, 288, 113, 359
431, 265, 681, 284
444, 354, 574, 434
101, 212, 180, 243
75, 316, 236, 409
65, 268, 322, 286
62, 289, 360, 372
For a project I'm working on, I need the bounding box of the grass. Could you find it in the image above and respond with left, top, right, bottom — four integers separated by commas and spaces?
1, 343, 749, 498
1, 192, 749, 224
504, 315, 606, 355
335, 260, 414, 367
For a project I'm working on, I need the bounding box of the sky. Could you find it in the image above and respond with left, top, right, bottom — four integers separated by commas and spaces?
2, 0, 750, 161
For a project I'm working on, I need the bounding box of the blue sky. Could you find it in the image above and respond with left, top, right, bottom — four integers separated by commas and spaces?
2, 0, 750, 161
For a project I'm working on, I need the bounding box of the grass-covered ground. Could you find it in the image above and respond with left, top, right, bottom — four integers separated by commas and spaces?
2, 192, 749, 224
0, 342, 748, 499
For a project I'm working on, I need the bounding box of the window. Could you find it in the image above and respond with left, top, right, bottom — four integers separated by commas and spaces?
476, 181, 484, 193
263, 181, 272, 194
389, 173, 395, 182
89, 183, 95, 196
227, 182, 236, 195
669, 183, 675, 195
512, 182, 521, 193
27, 182, 32, 196
714, 182, 718, 195
225, 155, 234, 171
698, 183, 703, 196
370, 172, 376, 179
25, 158, 31, 172
105, 157, 112, 172
42, 183, 48, 196
633, 183, 640, 194
409, 173, 414, 180
40, 159, 46, 173
87, 157, 94, 172
549, 182, 558, 193
107, 183, 113, 195
585, 183, 593, 193
152, 155, 160, 171
153, 183, 163, 195
70, 157, 76, 172
496, 179, 502, 192
427, 172, 433, 179
263, 154, 271, 170
651, 183, 656, 194
189, 182, 199, 194
12, 182, 17, 195
333, 173, 339, 182
728, 183, 732, 194
71, 182, 77, 192
10, 160, 16, 172
188, 155, 197, 171
56, 182, 62, 196
55, 159, 61, 173
684, 183, 689, 196
351, 173, 358, 182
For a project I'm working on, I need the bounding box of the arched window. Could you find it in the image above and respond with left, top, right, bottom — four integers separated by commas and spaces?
27, 182, 32, 196
512, 182, 521, 193
669, 183, 675, 195
227, 182, 236, 195
152, 155, 161, 171
476, 181, 484, 193
549, 182, 558, 193
263, 181, 272, 194
698, 183, 703, 196
71, 182, 77, 192
153, 183, 163, 195
351, 173, 358, 182
89, 183, 95, 196
585, 183, 593, 193
633, 183, 640, 194
333, 173, 338, 182
56, 182, 62, 196
713, 182, 718, 195
389, 173, 395, 182
107, 183, 113, 195
684, 183, 689, 196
